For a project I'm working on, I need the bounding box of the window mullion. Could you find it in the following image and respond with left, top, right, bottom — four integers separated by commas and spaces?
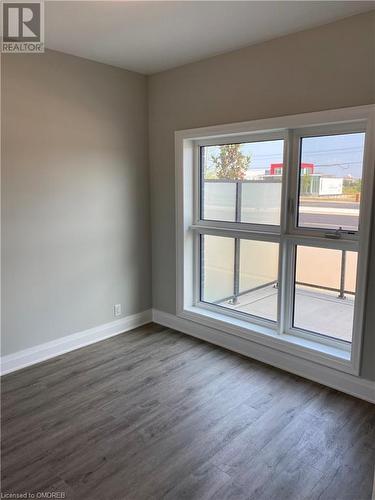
191, 224, 280, 243
278, 129, 294, 334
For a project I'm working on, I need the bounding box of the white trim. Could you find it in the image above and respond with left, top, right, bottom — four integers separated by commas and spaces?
195, 130, 285, 147
352, 110, 375, 374
0, 309, 152, 376
180, 305, 353, 372
195, 219, 281, 235
153, 309, 375, 404
191, 224, 280, 242
175, 105, 374, 142
196, 299, 279, 332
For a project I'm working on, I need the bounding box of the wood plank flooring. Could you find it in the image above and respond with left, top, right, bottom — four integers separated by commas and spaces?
1, 323, 374, 500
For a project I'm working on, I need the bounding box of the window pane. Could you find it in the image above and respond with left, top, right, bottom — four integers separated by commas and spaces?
201, 235, 234, 302
238, 240, 279, 321
202, 182, 236, 222
293, 245, 357, 342
201, 235, 279, 322
297, 133, 365, 231
241, 181, 282, 225
201, 140, 284, 224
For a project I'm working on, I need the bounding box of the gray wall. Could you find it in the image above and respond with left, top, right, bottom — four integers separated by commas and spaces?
2, 50, 151, 355
148, 12, 375, 379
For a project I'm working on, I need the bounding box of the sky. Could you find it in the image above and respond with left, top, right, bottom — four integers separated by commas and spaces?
301, 132, 365, 179
204, 132, 365, 180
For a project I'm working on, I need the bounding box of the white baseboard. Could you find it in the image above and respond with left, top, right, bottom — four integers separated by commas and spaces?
152, 309, 375, 403
3, 307, 373, 402
0, 309, 152, 376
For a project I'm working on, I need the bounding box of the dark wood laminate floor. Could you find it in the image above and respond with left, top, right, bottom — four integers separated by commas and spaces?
1, 323, 374, 500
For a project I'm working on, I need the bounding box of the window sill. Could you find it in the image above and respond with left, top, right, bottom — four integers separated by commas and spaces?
179, 305, 355, 375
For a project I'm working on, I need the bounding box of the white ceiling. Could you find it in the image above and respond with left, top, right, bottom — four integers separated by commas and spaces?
45, 1, 375, 75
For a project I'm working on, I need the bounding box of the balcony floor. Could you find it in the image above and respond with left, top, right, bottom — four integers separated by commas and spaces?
221, 284, 354, 342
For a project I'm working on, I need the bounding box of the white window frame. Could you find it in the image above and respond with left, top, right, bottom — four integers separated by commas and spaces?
176, 105, 375, 375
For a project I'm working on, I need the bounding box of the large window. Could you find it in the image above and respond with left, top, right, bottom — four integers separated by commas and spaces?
177, 107, 374, 374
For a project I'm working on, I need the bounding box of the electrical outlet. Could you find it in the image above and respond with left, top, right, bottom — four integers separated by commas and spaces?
113, 304, 122, 317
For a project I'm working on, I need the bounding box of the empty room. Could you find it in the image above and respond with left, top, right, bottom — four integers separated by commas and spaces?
1, 1, 375, 499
